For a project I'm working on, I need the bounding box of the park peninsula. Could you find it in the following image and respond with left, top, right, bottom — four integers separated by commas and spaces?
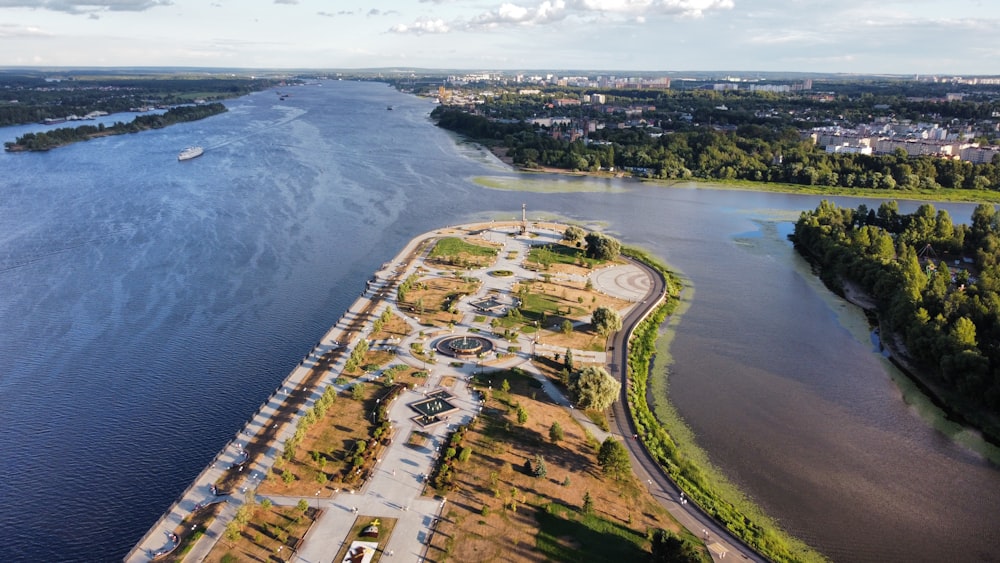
126, 216, 794, 563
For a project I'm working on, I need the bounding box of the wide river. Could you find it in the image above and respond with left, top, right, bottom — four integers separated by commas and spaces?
1, 81, 997, 562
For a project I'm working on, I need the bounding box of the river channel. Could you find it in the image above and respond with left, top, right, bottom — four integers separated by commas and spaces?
1, 81, 997, 562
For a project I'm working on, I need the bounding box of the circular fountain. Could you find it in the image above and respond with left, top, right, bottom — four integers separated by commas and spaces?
435, 334, 495, 358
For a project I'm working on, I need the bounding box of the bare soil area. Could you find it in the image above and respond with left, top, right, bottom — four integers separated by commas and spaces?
423, 369, 688, 561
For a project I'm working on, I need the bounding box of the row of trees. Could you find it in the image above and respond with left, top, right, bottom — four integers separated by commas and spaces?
5, 103, 228, 151
794, 201, 1000, 428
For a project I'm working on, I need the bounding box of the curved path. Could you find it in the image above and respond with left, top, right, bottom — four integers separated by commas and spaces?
610, 257, 766, 562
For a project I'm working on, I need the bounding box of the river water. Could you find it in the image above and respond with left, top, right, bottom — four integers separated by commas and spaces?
1, 81, 997, 562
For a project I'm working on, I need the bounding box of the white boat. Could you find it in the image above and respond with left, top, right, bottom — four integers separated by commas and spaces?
177, 146, 204, 161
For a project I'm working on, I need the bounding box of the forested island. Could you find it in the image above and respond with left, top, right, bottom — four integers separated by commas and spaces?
793, 201, 1000, 441
4, 102, 227, 152
0, 71, 280, 127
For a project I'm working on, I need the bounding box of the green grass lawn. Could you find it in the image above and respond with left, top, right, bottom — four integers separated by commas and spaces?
535, 502, 651, 562
429, 237, 497, 259
521, 293, 586, 319
529, 243, 592, 268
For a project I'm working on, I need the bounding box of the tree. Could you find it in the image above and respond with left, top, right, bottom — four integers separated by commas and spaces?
549, 421, 564, 443
561, 319, 574, 335
584, 232, 621, 261
516, 404, 529, 425
570, 366, 621, 411
225, 520, 242, 542
563, 225, 586, 244
591, 306, 622, 336
532, 454, 547, 478
564, 348, 574, 371
597, 437, 631, 481
650, 529, 702, 563
582, 491, 594, 515
501, 379, 511, 393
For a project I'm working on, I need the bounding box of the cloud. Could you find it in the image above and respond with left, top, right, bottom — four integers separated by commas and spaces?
389, 18, 450, 34
390, 0, 733, 34
0, 23, 51, 38
468, 1, 569, 27
572, 0, 734, 18
368, 8, 398, 16
0, 0, 172, 15
273, 0, 297, 4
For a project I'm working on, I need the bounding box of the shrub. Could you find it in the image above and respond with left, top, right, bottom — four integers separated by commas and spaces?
549, 421, 564, 443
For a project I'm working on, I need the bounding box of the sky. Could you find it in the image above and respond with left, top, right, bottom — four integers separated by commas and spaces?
0, 0, 998, 75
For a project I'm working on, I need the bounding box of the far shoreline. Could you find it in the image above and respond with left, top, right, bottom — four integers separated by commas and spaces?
480, 141, 1000, 204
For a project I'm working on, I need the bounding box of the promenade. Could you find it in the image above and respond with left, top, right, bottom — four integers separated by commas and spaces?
126, 220, 754, 563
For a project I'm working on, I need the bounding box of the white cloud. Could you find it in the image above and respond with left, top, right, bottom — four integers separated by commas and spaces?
572, 0, 734, 18
468, 1, 569, 28
0, 0, 172, 14
389, 18, 450, 34
390, 0, 732, 35
273, 0, 297, 5
0, 23, 51, 38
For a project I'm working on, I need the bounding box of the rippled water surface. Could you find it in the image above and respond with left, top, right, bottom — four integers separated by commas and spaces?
1, 81, 998, 562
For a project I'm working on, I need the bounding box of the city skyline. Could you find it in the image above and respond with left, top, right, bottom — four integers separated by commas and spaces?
1, 0, 998, 75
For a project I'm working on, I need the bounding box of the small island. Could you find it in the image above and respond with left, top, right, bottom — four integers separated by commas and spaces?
4, 103, 228, 152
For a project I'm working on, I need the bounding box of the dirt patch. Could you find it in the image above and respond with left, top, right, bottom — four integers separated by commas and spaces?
203, 504, 318, 563
257, 387, 376, 496
370, 312, 411, 341
423, 369, 685, 561
401, 275, 478, 327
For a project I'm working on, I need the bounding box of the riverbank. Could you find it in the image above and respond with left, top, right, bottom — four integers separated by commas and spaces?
621, 251, 825, 562
837, 280, 1000, 449
484, 141, 1000, 203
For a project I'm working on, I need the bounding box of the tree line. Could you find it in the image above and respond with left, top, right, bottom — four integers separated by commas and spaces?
793, 200, 1000, 438
0, 74, 277, 127
431, 106, 1000, 191
4, 103, 227, 152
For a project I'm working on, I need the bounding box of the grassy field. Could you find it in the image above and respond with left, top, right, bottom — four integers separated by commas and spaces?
428, 237, 499, 268
473, 170, 1000, 204
653, 177, 1000, 204
421, 367, 703, 562
535, 502, 655, 562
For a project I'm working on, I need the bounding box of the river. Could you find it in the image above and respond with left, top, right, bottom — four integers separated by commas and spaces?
0, 81, 997, 562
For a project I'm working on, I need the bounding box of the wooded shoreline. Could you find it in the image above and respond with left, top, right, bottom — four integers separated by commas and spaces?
4, 103, 227, 152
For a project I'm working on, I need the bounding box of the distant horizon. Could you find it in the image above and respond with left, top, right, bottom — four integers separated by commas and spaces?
2, 65, 998, 80
2, 1, 998, 75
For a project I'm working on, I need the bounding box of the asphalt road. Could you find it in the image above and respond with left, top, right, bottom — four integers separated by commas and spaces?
609, 256, 767, 563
